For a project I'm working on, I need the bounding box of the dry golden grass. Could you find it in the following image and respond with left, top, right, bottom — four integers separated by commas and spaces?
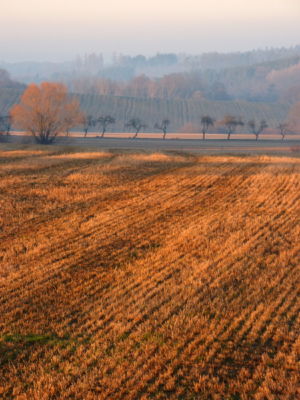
0, 145, 299, 399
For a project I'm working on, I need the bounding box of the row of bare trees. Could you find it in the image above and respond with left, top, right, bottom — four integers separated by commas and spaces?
82, 115, 115, 138
218, 116, 268, 141
6, 82, 299, 144
82, 114, 293, 141
201, 116, 293, 141
81, 114, 270, 140
183, 116, 268, 141
82, 116, 170, 139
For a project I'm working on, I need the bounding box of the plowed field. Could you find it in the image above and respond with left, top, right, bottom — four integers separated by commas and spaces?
0, 146, 299, 399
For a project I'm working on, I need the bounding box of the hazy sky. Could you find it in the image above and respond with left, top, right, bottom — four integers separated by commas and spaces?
1, 0, 299, 62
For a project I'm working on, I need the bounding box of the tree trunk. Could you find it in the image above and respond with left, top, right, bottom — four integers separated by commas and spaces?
163, 130, 167, 140
203, 131, 205, 140
227, 132, 231, 140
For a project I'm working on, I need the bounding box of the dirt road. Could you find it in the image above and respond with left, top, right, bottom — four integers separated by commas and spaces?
3, 133, 300, 154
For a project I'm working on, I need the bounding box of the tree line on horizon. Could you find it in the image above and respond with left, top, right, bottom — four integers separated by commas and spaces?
1, 45, 300, 108
69, 57, 300, 105
1, 82, 299, 145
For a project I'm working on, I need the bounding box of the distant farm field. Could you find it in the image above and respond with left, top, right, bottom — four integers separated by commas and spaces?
0, 88, 290, 132
0, 146, 299, 399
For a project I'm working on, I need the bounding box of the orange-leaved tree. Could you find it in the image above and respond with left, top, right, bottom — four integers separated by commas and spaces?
11, 82, 84, 144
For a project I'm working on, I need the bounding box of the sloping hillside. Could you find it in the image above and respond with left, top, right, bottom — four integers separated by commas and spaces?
0, 88, 22, 115
0, 88, 289, 131
78, 94, 289, 131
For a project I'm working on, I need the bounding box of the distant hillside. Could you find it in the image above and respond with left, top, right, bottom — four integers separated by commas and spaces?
77, 94, 289, 132
0, 69, 25, 117
2, 46, 300, 82
0, 69, 26, 90
0, 88, 22, 115
1, 88, 289, 132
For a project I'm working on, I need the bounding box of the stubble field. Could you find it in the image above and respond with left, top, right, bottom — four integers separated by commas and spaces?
0, 145, 299, 399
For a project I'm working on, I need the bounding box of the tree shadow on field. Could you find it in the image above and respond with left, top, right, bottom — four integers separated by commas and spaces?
105, 159, 194, 183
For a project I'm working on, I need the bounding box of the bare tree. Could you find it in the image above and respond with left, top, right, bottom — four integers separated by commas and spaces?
154, 119, 170, 139
125, 118, 147, 139
277, 122, 290, 140
248, 119, 268, 141
221, 115, 244, 140
200, 115, 214, 140
82, 115, 96, 137
10, 82, 84, 144
0, 115, 12, 135
97, 115, 116, 138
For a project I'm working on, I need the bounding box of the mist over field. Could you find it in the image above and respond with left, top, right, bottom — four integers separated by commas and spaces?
1, 46, 300, 136
1, 0, 300, 135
